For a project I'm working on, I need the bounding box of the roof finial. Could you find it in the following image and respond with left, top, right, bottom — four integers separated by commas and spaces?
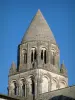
36, 9, 42, 15
9, 62, 16, 75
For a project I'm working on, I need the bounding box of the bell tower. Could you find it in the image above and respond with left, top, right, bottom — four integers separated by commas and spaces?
8, 10, 68, 100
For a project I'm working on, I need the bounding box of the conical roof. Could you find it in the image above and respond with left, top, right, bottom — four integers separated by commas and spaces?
9, 62, 16, 75
21, 9, 56, 43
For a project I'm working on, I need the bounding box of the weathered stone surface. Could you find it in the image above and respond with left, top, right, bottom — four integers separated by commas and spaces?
7, 10, 74, 100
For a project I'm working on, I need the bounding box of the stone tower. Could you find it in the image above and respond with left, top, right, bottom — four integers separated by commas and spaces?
8, 10, 68, 100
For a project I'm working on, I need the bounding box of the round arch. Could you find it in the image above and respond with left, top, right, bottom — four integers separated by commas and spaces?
19, 78, 26, 97
51, 78, 58, 91
41, 75, 50, 93
27, 75, 35, 95
59, 80, 67, 89
10, 80, 17, 95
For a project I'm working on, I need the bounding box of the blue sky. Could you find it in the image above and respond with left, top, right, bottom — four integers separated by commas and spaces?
0, 0, 75, 94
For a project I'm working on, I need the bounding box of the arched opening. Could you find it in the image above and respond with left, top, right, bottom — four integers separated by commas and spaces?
34, 50, 37, 60
41, 48, 47, 64
51, 50, 55, 65
31, 51, 33, 63
41, 76, 49, 93
32, 79, 35, 95
22, 79, 25, 96
41, 50, 43, 60
11, 81, 17, 95
20, 79, 26, 97
31, 48, 37, 63
14, 82, 17, 95
44, 50, 46, 64
23, 49, 27, 64
28, 76, 35, 95
24, 53, 27, 64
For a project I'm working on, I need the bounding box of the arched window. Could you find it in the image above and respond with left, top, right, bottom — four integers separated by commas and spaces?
24, 53, 27, 64
44, 50, 46, 64
34, 50, 37, 60
23, 50, 27, 64
51, 50, 55, 65
31, 51, 33, 62
28, 76, 35, 95
10, 81, 18, 95
20, 79, 26, 97
13, 82, 17, 95
52, 52, 55, 65
41, 50, 43, 60
21, 79, 25, 96
31, 48, 37, 63
41, 48, 47, 64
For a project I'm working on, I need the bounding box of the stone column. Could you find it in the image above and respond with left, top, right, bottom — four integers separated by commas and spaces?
16, 84, 19, 96
37, 42, 41, 68
34, 79, 37, 98
20, 85, 22, 96
48, 82, 50, 92
26, 83, 29, 97
37, 77, 42, 95
25, 84, 26, 97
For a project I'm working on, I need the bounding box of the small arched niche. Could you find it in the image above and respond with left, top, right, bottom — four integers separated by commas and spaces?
59, 81, 67, 89
51, 49, 56, 65
51, 78, 58, 91
41, 76, 49, 93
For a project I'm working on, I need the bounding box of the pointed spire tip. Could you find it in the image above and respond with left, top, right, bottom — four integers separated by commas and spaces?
37, 9, 42, 14
38, 9, 41, 12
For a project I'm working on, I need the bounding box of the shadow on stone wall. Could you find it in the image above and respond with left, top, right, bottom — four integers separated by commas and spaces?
50, 95, 75, 100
